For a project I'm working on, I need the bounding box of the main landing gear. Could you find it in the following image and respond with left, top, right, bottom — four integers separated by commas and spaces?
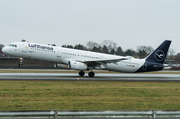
78, 71, 95, 77
88, 71, 95, 77
79, 71, 85, 76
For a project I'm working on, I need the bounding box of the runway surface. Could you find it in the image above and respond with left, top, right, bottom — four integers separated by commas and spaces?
0, 73, 180, 81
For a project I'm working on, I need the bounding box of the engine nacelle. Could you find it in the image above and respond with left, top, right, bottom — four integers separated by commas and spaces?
69, 61, 88, 70
54, 63, 69, 69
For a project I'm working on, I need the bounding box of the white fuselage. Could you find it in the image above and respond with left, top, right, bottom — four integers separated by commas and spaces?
2, 42, 145, 73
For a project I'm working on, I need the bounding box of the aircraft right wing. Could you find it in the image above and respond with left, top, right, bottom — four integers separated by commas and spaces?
76, 57, 128, 67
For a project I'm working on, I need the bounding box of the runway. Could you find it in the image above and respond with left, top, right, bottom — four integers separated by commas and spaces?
0, 73, 180, 81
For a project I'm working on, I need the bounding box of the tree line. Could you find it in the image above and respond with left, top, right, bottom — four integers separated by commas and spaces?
62, 40, 180, 63
62, 40, 156, 59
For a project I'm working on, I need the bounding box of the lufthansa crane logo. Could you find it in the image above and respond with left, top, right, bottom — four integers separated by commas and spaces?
154, 50, 165, 61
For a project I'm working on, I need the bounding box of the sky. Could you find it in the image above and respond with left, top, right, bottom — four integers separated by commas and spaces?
1, 0, 180, 54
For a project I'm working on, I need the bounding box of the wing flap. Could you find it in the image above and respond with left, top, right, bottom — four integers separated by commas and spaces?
77, 58, 127, 64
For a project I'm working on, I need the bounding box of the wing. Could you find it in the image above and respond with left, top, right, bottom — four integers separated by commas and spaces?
82, 58, 127, 63
76, 58, 127, 68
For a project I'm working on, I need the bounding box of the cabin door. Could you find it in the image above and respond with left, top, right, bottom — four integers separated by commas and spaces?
57, 48, 62, 59
22, 43, 30, 58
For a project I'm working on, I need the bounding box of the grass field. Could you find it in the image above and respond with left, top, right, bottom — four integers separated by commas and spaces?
0, 80, 180, 110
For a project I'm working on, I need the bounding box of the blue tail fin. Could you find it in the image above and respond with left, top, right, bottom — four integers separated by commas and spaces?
146, 40, 171, 63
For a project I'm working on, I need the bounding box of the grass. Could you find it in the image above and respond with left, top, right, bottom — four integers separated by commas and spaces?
0, 80, 180, 110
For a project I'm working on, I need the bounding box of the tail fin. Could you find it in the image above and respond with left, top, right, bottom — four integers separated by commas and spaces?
146, 40, 171, 63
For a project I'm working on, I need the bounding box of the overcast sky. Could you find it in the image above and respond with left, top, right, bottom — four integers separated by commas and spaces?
1, 0, 180, 54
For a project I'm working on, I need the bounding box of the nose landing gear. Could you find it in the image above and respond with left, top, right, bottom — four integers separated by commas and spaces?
18, 58, 23, 68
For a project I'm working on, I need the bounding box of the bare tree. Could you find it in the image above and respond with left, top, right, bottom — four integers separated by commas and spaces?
167, 48, 176, 60
145, 46, 154, 54
86, 41, 99, 51
102, 40, 118, 52
137, 46, 154, 58
175, 53, 180, 63
168, 48, 175, 56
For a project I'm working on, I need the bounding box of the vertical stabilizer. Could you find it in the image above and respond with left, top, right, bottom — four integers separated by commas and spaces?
146, 40, 171, 63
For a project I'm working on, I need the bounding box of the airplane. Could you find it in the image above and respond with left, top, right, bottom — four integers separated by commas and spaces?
2, 40, 171, 77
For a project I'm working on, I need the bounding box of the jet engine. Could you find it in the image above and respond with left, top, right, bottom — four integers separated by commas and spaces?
54, 63, 69, 69
69, 61, 88, 70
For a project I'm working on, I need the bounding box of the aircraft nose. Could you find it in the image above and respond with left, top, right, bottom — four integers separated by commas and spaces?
2, 47, 7, 54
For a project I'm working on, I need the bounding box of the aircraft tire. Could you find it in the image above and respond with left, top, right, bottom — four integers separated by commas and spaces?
18, 64, 22, 68
79, 71, 85, 76
88, 71, 95, 77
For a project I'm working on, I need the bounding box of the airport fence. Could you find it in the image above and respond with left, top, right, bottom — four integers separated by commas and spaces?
0, 110, 180, 119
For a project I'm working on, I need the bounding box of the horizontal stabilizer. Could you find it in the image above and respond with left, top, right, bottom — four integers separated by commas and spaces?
153, 64, 170, 68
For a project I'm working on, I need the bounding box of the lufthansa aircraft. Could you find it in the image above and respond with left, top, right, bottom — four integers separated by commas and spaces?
2, 40, 171, 77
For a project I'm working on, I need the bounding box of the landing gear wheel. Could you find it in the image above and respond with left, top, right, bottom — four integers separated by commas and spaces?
88, 71, 95, 77
19, 58, 23, 68
79, 71, 85, 76
18, 64, 22, 68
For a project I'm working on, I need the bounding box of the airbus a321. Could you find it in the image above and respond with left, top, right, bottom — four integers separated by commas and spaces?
2, 40, 171, 77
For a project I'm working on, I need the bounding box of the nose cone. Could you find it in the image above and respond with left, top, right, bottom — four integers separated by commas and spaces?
2, 47, 7, 54
2, 47, 5, 53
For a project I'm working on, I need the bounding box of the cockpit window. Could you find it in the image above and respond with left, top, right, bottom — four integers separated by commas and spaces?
8, 44, 17, 47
